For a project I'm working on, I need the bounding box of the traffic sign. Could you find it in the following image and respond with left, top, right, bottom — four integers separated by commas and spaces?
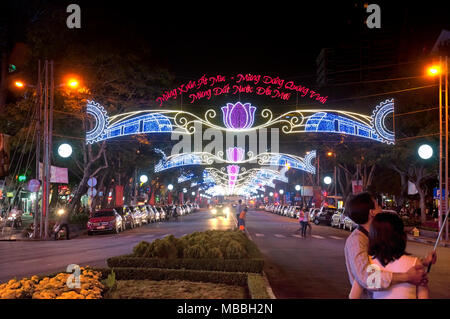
27, 179, 41, 192
87, 188, 97, 197
87, 177, 97, 187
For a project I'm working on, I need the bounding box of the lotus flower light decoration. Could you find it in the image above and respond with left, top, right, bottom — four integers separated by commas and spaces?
226, 147, 245, 163
221, 102, 256, 129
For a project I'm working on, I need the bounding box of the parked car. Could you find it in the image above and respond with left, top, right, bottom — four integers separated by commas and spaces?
138, 205, 151, 224
146, 205, 157, 223
331, 210, 345, 228
343, 216, 358, 231
309, 208, 319, 221
129, 206, 145, 227
313, 207, 337, 225
87, 209, 124, 235
115, 206, 136, 229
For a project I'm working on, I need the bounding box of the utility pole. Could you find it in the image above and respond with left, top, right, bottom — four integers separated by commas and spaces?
41, 60, 54, 239
33, 60, 41, 238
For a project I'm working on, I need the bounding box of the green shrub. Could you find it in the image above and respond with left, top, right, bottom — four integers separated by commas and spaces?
205, 247, 223, 259
131, 230, 261, 260
247, 274, 271, 299
133, 241, 151, 257
69, 211, 90, 225
106, 256, 264, 273
184, 244, 207, 259
151, 238, 178, 259
224, 240, 248, 259
95, 267, 248, 286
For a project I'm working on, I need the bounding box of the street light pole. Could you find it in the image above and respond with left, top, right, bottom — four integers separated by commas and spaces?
438, 56, 449, 241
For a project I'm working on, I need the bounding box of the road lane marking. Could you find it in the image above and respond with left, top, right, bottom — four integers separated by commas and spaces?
292, 234, 302, 238
255, 233, 265, 237
312, 235, 325, 239
274, 234, 286, 238
329, 236, 343, 240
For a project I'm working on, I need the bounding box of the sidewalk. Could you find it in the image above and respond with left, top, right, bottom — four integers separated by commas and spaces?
0, 225, 86, 241
407, 234, 450, 248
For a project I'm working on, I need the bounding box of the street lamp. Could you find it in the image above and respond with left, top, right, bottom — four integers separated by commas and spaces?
269, 192, 273, 197
168, 184, 174, 191
183, 188, 187, 193
139, 175, 148, 184
57, 143, 73, 158
279, 189, 284, 194
14, 81, 25, 88
295, 185, 301, 191
428, 65, 441, 76
418, 144, 433, 160
324, 176, 332, 185
191, 191, 195, 196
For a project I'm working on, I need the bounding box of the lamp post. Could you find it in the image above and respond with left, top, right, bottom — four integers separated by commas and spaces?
14, 61, 81, 238
429, 56, 449, 241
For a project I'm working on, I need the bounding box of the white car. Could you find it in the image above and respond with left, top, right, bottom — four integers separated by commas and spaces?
343, 216, 358, 231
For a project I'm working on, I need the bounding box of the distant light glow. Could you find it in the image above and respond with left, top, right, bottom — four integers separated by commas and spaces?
58, 143, 73, 158
324, 176, 332, 185
418, 144, 433, 159
168, 184, 174, 191
295, 185, 301, 191
14, 81, 24, 88
140, 175, 148, 183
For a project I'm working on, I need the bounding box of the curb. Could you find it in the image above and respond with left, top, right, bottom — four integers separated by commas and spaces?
407, 235, 450, 248
231, 210, 277, 299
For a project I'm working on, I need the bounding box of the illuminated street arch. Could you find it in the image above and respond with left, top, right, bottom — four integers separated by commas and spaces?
85, 99, 395, 145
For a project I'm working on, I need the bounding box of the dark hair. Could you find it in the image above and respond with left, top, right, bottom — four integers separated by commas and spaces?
346, 192, 375, 225
368, 213, 407, 267
243, 207, 248, 212
238, 199, 242, 204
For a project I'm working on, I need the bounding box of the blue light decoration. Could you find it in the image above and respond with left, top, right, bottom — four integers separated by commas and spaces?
178, 173, 194, 183
304, 99, 394, 144
264, 151, 316, 174
86, 100, 172, 144
155, 153, 202, 172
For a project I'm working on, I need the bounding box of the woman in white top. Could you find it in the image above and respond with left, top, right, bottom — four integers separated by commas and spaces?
350, 212, 429, 299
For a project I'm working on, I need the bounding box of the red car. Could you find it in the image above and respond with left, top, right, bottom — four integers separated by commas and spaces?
87, 209, 124, 235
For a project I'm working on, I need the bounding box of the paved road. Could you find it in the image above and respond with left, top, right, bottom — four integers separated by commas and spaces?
2, 207, 449, 299
0, 210, 231, 283
246, 209, 450, 299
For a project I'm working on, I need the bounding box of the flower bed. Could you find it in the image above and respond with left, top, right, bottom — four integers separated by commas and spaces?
0, 267, 104, 299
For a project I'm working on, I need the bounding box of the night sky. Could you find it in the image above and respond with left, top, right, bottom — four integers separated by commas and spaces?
7, 0, 447, 81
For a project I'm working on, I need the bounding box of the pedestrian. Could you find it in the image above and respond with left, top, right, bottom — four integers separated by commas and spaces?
235, 199, 242, 227
344, 192, 436, 299
239, 206, 247, 231
298, 207, 308, 237
350, 212, 429, 299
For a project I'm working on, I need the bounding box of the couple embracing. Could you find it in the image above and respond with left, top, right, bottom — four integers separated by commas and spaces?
344, 192, 437, 299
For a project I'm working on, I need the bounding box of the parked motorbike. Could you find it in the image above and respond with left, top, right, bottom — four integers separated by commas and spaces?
53, 208, 70, 240
6, 212, 22, 228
